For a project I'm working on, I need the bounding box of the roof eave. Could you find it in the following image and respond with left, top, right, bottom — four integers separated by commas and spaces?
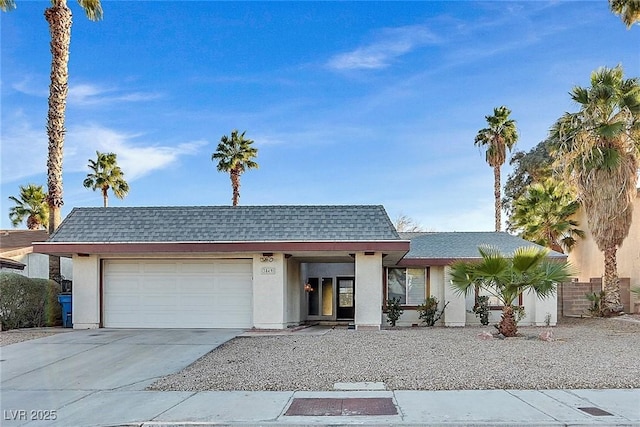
398, 253, 568, 267
33, 240, 411, 257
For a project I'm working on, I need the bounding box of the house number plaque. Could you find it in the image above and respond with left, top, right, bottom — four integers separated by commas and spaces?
261, 267, 276, 275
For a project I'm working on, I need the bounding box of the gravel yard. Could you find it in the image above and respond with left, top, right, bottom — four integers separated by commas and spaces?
0, 328, 70, 346
149, 317, 640, 392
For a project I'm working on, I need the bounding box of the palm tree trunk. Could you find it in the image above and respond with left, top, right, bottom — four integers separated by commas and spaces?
27, 216, 39, 230
102, 186, 109, 207
498, 305, 518, 337
549, 233, 564, 254
493, 165, 501, 232
231, 168, 240, 206
603, 246, 623, 315
45, 0, 72, 281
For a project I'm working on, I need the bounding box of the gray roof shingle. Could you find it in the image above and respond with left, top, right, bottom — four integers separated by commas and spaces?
49, 205, 401, 243
399, 231, 566, 259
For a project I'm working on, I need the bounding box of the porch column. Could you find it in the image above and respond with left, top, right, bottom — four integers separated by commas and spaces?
72, 254, 100, 329
354, 251, 382, 330
443, 266, 465, 327
252, 253, 286, 329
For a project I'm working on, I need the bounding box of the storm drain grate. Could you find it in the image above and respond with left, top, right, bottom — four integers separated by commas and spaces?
285, 398, 397, 416
578, 407, 614, 416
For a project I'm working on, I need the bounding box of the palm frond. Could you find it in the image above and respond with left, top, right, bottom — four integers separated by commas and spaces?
77, 0, 103, 21
0, 0, 16, 12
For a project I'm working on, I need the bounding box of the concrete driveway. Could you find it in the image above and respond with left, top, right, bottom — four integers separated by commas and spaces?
0, 328, 242, 426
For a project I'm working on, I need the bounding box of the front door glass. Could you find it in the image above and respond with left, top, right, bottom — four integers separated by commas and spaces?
336, 277, 355, 319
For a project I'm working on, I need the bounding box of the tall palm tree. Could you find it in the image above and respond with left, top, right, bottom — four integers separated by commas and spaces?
8, 184, 49, 230
503, 139, 555, 228
510, 179, 584, 254
552, 65, 640, 315
83, 151, 129, 207
449, 245, 573, 337
1, 0, 103, 279
475, 106, 519, 232
609, 0, 640, 28
212, 130, 258, 206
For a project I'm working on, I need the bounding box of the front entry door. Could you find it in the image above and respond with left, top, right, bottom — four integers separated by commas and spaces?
336, 277, 355, 319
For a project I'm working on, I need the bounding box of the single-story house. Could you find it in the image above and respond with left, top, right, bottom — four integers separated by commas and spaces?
0, 230, 72, 279
33, 205, 564, 330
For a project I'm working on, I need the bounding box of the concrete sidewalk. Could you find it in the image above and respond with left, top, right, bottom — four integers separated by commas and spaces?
2, 388, 638, 426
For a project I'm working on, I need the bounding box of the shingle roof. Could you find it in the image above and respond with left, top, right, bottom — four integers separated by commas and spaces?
48, 205, 401, 243
399, 231, 566, 259
0, 230, 49, 253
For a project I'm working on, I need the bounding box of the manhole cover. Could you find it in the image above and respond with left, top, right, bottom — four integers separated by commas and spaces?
578, 407, 613, 416
285, 398, 397, 416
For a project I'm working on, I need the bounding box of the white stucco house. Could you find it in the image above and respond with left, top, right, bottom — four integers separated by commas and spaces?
0, 229, 72, 280
33, 205, 564, 330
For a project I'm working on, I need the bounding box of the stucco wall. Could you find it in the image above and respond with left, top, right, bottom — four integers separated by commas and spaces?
5, 253, 72, 280
285, 257, 302, 326
568, 191, 639, 309
252, 253, 286, 329
72, 255, 101, 329
412, 265, 558, 327
354, 252, 383, 329
304, 263, 354, 278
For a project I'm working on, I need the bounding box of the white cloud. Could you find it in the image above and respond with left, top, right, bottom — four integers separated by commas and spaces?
68, 83, 162, 106
10, 77, 162, 105
66, 124, 206, 181
0, 119, 206, 185
326, 24, 440, 70
12, 75, 48, 97
0, 112, 48, 185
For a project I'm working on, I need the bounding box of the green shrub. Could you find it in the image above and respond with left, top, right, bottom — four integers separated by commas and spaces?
0, 272, 62, 330
473, 295, 490, 325
586, 291, 606, 317
417, 296, 449, 326
385, 297, 404, 327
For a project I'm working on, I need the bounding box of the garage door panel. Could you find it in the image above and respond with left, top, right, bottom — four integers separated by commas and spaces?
178, 262, 216, 274
106, 261, 141, 274
141, 263, 177, 274
216, 261, 253, 274
104, 259, 253, 328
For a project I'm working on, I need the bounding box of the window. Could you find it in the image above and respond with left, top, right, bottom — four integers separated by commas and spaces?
386, 268, 427, 305
474, 287, 523, 309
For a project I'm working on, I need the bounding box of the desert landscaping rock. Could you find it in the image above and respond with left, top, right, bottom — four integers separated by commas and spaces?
149, 317, 640, 392
0, 328, 69, 346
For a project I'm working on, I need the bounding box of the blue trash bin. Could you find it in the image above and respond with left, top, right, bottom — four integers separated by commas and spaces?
57, 293, 72, 328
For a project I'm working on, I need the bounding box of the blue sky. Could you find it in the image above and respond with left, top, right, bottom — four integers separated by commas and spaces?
1, 1, 638, 231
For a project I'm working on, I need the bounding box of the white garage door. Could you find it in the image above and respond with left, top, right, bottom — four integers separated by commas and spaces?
103, 259, 253, 328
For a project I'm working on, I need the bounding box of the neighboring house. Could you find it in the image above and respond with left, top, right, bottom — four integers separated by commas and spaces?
567, 189, 639, 312
33, 205, 564, 330
0, 230, 72, 279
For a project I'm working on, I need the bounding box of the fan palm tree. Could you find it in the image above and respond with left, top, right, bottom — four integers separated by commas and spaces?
83, 151, 129, 207
475, 106, 519, 231
212, 129, 258, 206
449, 245, 573, 337
552, 65, 640, 315
510, 179, 584, 254
8, 184, 49, 230
609, 0, 640, 28
1, 0, 103, 279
